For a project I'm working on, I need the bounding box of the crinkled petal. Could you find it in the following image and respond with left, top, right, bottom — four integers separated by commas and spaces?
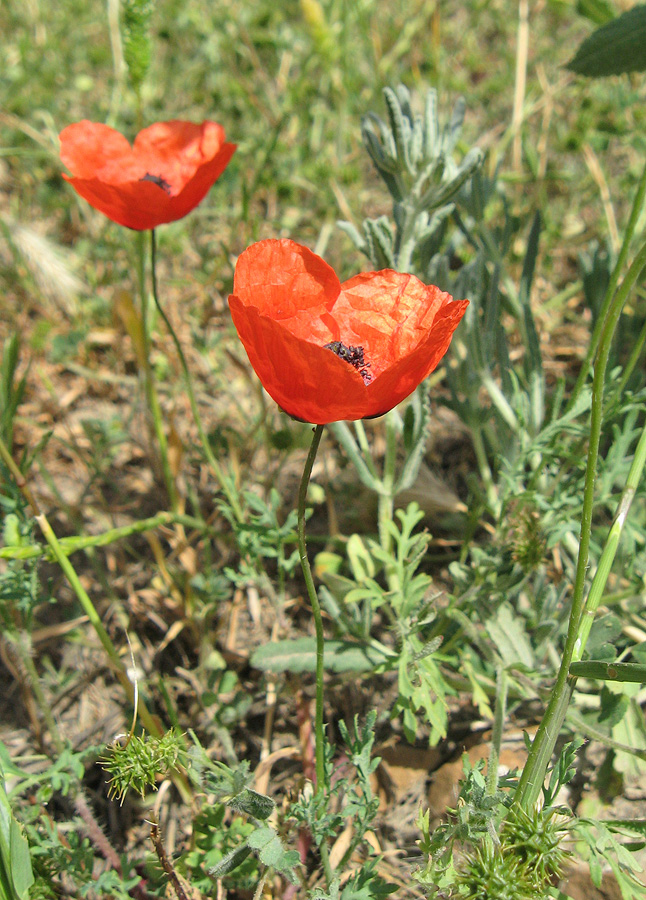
229, 239, 469, 424
229, 295, 373, 424
233, 239, 341, 319
132, 120, 230, 193
335, 271, 453, 379
366, 297, 470, 411
60, 121, 135, 180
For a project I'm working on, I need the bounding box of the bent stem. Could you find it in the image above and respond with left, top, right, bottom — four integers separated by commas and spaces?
149, 230, 243, 521
136, 230, 178, 510
514, 237, 646, 812
296, 423, 333, 884
0, 437, 165, 731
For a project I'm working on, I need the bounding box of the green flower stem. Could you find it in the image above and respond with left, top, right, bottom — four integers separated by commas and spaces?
573, 414, 646, 664
514, 239, 646, 811
150, 230, 243, 521
296, 423, 333, 885
136, 230, 178, 510
569, 660, 646, 682
568, 159, 646, 412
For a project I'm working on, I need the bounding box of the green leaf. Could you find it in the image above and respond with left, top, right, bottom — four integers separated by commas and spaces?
587, 613, 622, 658
599, 685, 630, 728
485, 602, 534, 668
250, 638, 391, 674
228, 788, 274, 821
567, 5, 646, 76
576, 0, 616, 25
0, 775, 33, 900
246, 827, 299, 882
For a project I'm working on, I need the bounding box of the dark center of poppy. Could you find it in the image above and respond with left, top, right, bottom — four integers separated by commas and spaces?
324, 341, 372, 384
140, 172, 172, 194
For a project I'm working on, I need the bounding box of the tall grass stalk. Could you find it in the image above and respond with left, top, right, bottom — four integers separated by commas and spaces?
514, 230, 646, 811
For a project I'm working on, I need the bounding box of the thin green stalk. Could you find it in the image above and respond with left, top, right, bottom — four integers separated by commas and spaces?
568, 158, 646, 411
150, 230, 243, 521
486, 667, 509, 798
296, 424, 333, 885
569, 660, 646, 682
514, 239, 646, 811
136, 230, 178, 510
573, 414, 646, 663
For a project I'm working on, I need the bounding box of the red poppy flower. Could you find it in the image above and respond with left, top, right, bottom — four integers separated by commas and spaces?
59, 120, 236, 230
229, 239, 469, 425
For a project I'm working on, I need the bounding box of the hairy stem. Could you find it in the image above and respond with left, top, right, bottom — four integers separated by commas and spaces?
150, 229, 243, 520
296, 423, 333, 885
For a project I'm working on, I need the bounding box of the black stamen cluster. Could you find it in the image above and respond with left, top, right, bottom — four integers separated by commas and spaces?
140, 172, 172, 194
324, 341, 373, 384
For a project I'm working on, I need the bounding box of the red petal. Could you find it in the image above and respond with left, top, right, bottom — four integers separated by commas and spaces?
233, 239, 341, 319
59, 121, 134, 180
335, 271, 452, 379
132, 120, 230, 193
229, 240, 470, 423
364, 298, 469, 414
61, 176, 172, 230
229, 295, 374, 424
161, 142, 236, 222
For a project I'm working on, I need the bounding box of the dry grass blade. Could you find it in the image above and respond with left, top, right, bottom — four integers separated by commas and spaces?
1, 213, 85, 314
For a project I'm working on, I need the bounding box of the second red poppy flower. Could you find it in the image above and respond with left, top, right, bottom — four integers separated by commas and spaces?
229, 239, 469, 425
